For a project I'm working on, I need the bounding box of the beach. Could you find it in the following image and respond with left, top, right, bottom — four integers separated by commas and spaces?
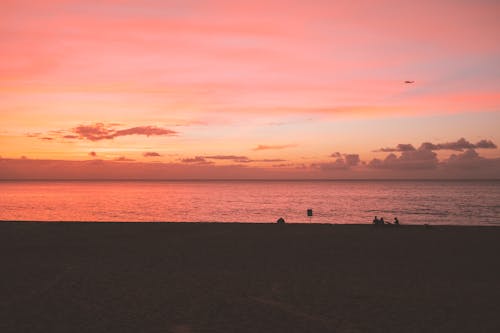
1, 222, 499, 332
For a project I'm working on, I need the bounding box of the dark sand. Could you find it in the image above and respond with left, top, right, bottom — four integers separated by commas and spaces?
1, 222, 500, 333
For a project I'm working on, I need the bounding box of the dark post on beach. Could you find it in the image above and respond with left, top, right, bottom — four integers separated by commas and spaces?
307, 208, 313, 222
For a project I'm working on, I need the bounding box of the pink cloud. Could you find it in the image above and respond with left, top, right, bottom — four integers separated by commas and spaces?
143, 152, 161, 157
253, 144, 297, 151
73, 123, 177, 141
89, 151, 97, 157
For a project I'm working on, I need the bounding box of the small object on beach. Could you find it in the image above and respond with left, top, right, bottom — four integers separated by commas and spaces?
276, 217, 285, 224
373, 216, 380, 225
307, 209, 313, 223
394, 217, 399, 225
380, 217, 385, 225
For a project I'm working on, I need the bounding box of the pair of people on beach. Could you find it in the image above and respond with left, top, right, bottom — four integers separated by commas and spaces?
373, 216, 399, 225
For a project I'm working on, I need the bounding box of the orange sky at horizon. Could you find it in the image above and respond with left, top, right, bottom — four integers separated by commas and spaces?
1, 0, 500, 179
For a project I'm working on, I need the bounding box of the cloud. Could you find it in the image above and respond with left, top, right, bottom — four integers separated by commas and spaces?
89, 151, 97, 157
255, 159, 287, 163
143, 152, 161, 157
113, 156, 135, 162
72, 123, 177, 141
475, 139, 497, 149
369, 149, 438, 169
252, 144, 297, 151
202, 155, 286, 163
204, 155, 248, 160
376, 138, 497, 153
376, 144, 416, 152
344, 154, 361, 166
272, 163, 295, 168
445, 148, 480, 165
418, 138, 497, 151
440, 148, 500, 170
25, 133, 54, 141
180, 156, 213, 164
63, 135, 78, 139
313, 153, 360, 170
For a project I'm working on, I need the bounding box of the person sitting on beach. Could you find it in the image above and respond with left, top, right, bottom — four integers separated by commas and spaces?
276, 217, 285, 224
394, 217, 399, 225
373, 216, 380, 225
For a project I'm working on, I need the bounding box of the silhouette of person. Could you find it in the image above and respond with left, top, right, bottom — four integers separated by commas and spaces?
394, 217, 399, 225
373, 216, 379, 225
380, 217, 385, 225
276, 217, 285, 224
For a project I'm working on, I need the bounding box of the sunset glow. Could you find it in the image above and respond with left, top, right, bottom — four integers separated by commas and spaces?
1, 0, 500, 179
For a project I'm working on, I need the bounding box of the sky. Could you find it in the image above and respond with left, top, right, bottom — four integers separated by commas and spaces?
1, 0, 500, 179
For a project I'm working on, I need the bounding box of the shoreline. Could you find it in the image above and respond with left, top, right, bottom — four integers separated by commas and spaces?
1, 220, 500, 228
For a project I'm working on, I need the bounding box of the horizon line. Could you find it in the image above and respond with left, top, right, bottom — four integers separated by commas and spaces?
1, 178, 499, 182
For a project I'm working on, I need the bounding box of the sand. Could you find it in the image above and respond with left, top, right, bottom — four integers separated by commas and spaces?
1, 222, 499, 333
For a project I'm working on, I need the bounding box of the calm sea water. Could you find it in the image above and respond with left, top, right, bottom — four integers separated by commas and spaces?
1, 180, 499, 225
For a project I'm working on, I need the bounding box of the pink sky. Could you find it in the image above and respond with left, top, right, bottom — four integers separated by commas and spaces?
1, 0, 499, 179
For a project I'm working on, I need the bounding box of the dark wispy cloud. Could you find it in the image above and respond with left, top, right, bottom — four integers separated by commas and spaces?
73, 123, 177, 141
255, 158, 287, 163
25, 133, 55, 141
204, 155, 248, 160
180, 156, 213, 164
113, 156, 135, 162
376, 138, 497, 153
330, 152, 342, 158
375, 144, 417, 152
143, 152, 161, 157
272, 163, 295, 168
202, 155, 286, 163
252, 144, 297, 151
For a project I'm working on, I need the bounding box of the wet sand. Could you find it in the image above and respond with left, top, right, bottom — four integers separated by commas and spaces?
1, 222, 499, 332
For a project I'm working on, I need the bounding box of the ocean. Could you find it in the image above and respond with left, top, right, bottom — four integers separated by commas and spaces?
1, 180, 499, 225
